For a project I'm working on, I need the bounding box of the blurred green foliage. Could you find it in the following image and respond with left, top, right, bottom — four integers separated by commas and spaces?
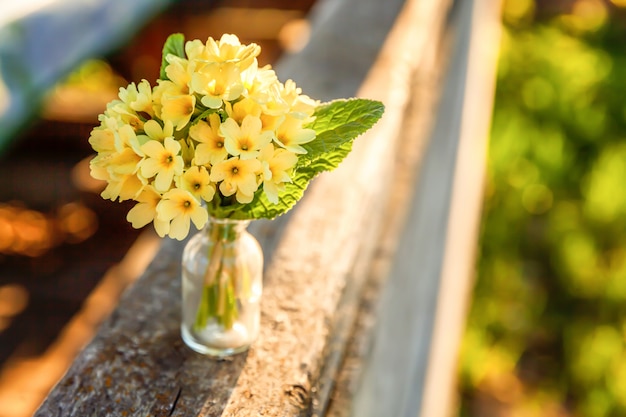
458, 1, 626, 416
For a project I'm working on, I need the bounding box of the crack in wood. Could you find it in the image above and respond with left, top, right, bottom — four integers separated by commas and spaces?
169, 387, 182, 416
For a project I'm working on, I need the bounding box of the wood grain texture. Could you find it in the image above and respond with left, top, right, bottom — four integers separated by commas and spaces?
35, 239, 247, 416
218, 0, 454, 415
349, 1, 502, 416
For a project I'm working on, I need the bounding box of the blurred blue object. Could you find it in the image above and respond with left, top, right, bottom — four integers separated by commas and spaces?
0, 0, 175, 154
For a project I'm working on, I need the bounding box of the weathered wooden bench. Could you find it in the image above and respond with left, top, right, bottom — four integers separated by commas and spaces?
31, 0, 501, 415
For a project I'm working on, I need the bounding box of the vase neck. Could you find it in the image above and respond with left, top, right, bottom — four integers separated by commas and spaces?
206, 217, 250, 242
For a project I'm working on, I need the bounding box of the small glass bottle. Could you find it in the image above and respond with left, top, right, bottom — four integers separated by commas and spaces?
181, 217, 263, 357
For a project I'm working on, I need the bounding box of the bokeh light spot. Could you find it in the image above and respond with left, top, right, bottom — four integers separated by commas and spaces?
522, 183, 553, 214
521, 77, 554, 110
0, 284, 29, 318
561, 0, 608, 33
57, 202, 98, 244
502, 0, 535, 24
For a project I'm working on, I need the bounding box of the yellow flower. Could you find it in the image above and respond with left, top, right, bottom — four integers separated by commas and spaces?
242, 63, 277, 104
140, 137, 184, 191
220, 115, 273, 160
189, 113, 227, 165
185, 39, 208, 61
211, 157, 262, 204
153, 80, 196, 130
164, 55, 192, 89
205, 34, 260, 70
176, 166, 216, 203
88, 125, 144, 197
281, 79, 318, 119
225, 97, 262, 125
142, 119, 174, 142
118, 80, 154, 116
192, 62, 244, 109
258, 144, 298, 204
108, 147, 143, 176
162, 94, 196, 131
157, 189, 208, 240
106, 101, 144, 132
259, 83, 289, 131
114, 124, 144, 156
88, 127, 115, 154
100, 172, 143, 202
274, 115, 316, 154
126, 186, 170, 237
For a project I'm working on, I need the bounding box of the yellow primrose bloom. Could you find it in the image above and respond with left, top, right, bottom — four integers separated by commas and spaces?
165, 55, 192, 89
241, 63, 277, 104
107, 147, 143, 176
192, 62, 244, 109
210, 157, 262, 204
259, 84, 289, 131
185, 39, 208, 61
89, 158, 110, 182
100, 172, 143, 202
106, 99, 146, 131
153, 80, 196, 130
220, 115, 273, 160
142, 119, 174, 142
126, 186, 170, 237
140, 137, 184, 191
176, 166, 216, 203
157, 189, 209, 240
281, 79, 318, 119
190, 113, 227, 165
88, 127, 115, 154
260, 112, 284, 133
118, 80, 154, 116
274, 115, 316, 154
114, 124, 143, 156
225, 97, 262, 125
205, 34, 260, 71
258, 144, 297, 204
98, 113, 120, 130
161, 94, 196, 131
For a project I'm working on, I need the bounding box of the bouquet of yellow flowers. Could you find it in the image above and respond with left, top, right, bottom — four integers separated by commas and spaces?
89, 33, 383, 356
89, 33, 383, 239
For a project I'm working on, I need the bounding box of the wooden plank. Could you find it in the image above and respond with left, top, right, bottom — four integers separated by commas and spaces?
324, 7, 449, 416
347, 1, 502, 416
420, 1, 502, 415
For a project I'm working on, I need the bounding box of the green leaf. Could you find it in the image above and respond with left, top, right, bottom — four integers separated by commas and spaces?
160, 33, 186, 80
301, 98, 385, 167
207, 98, 384, 220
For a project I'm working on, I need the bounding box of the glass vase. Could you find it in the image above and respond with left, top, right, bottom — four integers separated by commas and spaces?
181, 217, 263, 357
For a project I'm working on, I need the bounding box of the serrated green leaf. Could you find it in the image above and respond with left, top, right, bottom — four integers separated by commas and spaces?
301, 98, 385, 167
160, 33, 186, 80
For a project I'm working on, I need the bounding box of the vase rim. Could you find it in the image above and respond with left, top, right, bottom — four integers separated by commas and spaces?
208, 216, 251, 226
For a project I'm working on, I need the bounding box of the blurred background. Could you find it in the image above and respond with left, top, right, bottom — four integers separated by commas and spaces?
3, 0, 626, 416
457, 0, 626, 416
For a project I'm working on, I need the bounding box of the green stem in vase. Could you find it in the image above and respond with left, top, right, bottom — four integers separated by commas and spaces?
193, 220, 241, 331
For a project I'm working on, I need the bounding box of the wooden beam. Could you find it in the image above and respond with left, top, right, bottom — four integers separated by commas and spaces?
347, 1, 502, 416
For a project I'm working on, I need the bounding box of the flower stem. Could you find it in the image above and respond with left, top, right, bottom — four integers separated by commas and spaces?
193, 220, 242, 331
